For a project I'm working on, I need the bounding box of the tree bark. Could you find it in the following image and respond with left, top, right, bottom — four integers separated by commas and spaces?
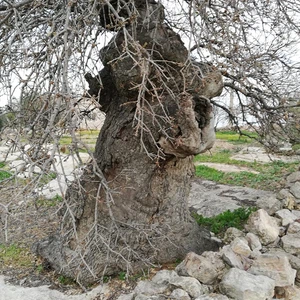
35, 1, 223, 285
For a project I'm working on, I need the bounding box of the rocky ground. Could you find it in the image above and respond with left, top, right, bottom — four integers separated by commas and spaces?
0, 140, 300, 299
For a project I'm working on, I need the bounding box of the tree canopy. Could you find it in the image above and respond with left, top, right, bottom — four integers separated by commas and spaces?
1, 0, 300, 148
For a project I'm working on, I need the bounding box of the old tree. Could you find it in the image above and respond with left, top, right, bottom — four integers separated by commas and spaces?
1, 0, 300, 285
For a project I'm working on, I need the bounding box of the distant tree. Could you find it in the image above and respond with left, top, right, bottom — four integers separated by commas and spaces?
1, 0, 300, 285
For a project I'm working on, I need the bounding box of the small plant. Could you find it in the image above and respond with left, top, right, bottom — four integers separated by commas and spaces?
36, 264, 44, 273
0, 162, 12, 181
118, 271, 127, 281
292, 144, 300, 151
35, 194, 63, 208
193, 207, 257, 235
58, 275, 75, 285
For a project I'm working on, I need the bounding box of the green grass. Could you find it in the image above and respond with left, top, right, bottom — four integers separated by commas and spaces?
215, 130, 257, 144
195, 160, 297, 191
195, 142, 298, 191
292, 144, 300, 151
193, 207, 257, 235
0, 244, 33, 268
0, 162, 12, 181
58, 275, 75, 285
59, 130, 99, 153
195, 149, 234, 164
35, 194, 63, 208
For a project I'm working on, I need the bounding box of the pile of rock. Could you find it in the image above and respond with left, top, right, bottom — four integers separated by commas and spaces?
117, 170, 300, 300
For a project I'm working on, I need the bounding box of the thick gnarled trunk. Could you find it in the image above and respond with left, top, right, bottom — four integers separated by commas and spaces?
35, 1, 223, 285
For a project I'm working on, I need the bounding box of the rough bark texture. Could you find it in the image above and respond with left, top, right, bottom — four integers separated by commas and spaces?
34, 1, 223, 285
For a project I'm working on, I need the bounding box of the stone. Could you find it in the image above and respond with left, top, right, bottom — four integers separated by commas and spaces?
221, 245, 244, 269
195, 294, 229, 299
288, 221, 300, 234
245, 209, 279, 245
230, 237, 251, 257
256, 194, 282, 216
292, 210, 300, 218
250, 248, 261, 259
291, 182, 300, 199
248, 254, 296, 286
286, 172, 300, 186
266, 248, 300, 286
152, 270, 179, 285
246, 232, 262, 251
135, 295, 167, 300
223, 227, 244, 244
274, 286, 300, 300
275, 209, 298, 226
134, 281, 169, 296
117, 293, 134, 300
175, 252, 226, 285
169, 288, 191, 300
169, 275, 206, 298
219, 268, 275, 300
188, 179, 274, 218
282, 233, 300, 255
279, 226, 287, 237
277, 188, 294, 200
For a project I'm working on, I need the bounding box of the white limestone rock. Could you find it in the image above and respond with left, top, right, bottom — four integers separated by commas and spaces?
291, 182, 300, 200
117, 293, 134, 300
219, 268, 275, 300
135, 295, 167, 300
195, 294, 229, 299
151, 270, 179, 285
169, 288, 191, 300
292, 210, 300, 218
230, 237, 251, 257
223, 227, 244, 244
246, 232, 262, 251
256, 194, 282, 216
275, 209, 298, 226
266, 248, 300, 286
286, 172, 300, 187
248, 254, 296, 286
134, 281, 169, 296
245, 209, 279, 245
287, 221, 300, 234
282, 233, 300, 255
221, 245, 244, 269
175, 252, 226, 285
169, 275, 207, 298
277, 188, 294, 200
274, 285, 300, 300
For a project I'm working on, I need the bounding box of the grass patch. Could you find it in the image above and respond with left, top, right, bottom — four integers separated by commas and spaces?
193, 207, 257, 235
0, 244, 33, 268
58, 275, 75, 285
195, 160, 298, 191
292, 144, 300, 151
35, 194, 63, 208
195, 149, 234, 164
58, 129, 99, 154
0, 168, 12, 181
215, 130, 257, 144
195, 146, 298, 191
